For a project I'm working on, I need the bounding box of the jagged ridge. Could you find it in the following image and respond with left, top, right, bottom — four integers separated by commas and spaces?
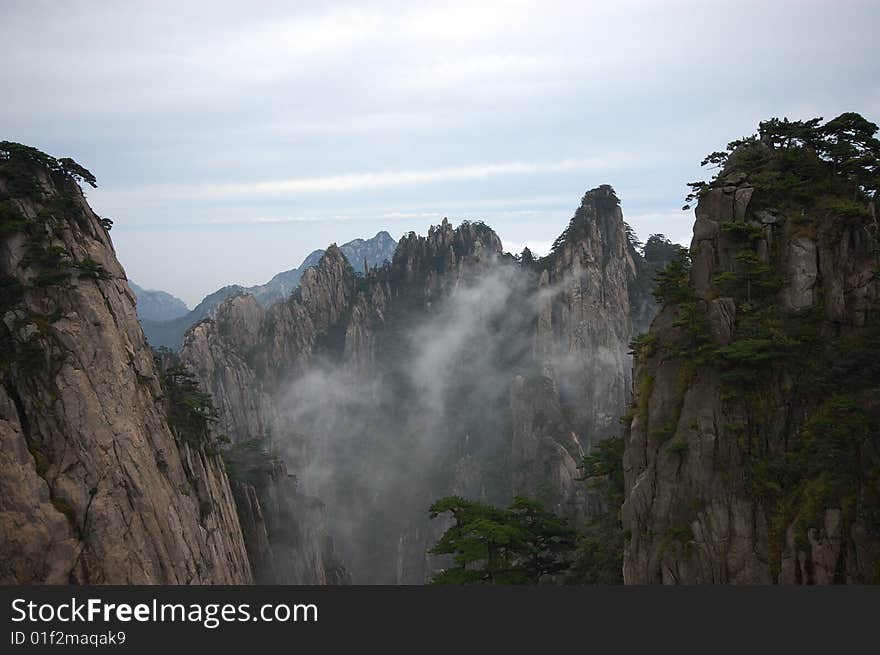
182, 191, 663, 583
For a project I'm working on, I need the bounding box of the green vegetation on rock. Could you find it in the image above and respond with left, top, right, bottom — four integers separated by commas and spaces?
428, 495, 578, 584
428, 437, 629, 585
154, 348, 219, 449
222, 438, 287, 492
568, 436, 626, 584
626, 112, 880, 582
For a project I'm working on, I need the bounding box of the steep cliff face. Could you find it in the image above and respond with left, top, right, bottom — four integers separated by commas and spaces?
244, 230, 397, 309
623, 137, 880, 584
182, 245, 372, 583
182, 245, 368, 439
510, 186, 653, 524
183, 189, 658, 583
230, 459, 349, 585
183, 221, 506, 583
0, 144, 251, 584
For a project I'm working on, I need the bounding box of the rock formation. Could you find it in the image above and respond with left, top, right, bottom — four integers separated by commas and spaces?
622, 135, 880, 584
0, 143, 251, 584
182, 187, 661, 582
139, 231, 397, 351
229, 457, 350, 585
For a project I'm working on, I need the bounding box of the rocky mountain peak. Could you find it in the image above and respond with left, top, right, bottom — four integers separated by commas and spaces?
580, 183, 621, 214
138, 232, 398, 351
318, 242, 346, 264
297, 243, 358, 328
179, 196, 659, 582
548, 184, 632, 265
622, 117, 880, 584
390, 219, 502, 295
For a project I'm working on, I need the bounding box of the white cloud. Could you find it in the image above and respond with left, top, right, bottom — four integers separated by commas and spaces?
176, 157, 634, 199
210, 215, 354, 224
4, 0, 878, 302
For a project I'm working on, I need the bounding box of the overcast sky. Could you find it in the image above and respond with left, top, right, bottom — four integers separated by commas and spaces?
3, 0, 878, 306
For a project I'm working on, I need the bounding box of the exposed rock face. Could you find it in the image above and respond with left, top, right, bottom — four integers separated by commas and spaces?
183, 189, 659, 583
509, 375, 587, 521
0, 148, 251, 584
782, 237, 818, 310
537, 186, 653, 447
622, 163, 880, 584
252, 231, 397, 309
183, 294, 271, 441
508, 186, 655, 524
182, 246, 367, 583
230, 460, 350, 585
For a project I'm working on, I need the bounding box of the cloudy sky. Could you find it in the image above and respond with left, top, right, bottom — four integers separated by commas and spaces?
3, 0, 878, 305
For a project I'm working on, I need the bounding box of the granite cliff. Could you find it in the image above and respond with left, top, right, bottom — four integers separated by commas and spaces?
0, 143, 251, 584
622, 116, 880, 584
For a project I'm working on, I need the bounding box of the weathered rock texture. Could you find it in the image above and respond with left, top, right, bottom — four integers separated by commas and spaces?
536, 186, 655, 444
0, 148, 251, 583
182, 187, 660, 582
230, 460, 350, 585
623, 158, 880, 584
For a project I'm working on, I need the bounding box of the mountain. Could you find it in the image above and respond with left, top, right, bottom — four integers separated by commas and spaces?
329, 231, 399, 276
140, 284, 247, 350
0, 142, 251, 583
246, 249, 324, 307
180, 187, 666, 583
139, 231, 397, 350
8, 114, 873, 587
248, 231, 397, 307
622, 115, 880, 583
129, 281, 189, 321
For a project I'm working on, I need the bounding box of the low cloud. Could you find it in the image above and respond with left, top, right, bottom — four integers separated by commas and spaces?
189, 157, 628, 199
272, 258, 541, 583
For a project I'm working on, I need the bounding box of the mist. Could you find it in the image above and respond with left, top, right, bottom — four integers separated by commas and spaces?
270, 257, 558, 583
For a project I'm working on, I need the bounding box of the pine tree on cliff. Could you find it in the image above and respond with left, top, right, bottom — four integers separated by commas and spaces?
428, 496, 577, 584
624, 112, 880, 584
683, 112, 880, 210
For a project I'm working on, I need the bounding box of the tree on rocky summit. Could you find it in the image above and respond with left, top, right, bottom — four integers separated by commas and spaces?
683, 112, 880, 208
642, 234, 679, 264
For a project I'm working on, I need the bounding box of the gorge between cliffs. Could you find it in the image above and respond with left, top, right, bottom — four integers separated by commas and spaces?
179, 184, 662, 584
2, 113, 878, 585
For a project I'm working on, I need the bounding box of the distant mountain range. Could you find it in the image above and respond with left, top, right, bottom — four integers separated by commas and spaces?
136, 231, 397, 350
129, 282, 190, 322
